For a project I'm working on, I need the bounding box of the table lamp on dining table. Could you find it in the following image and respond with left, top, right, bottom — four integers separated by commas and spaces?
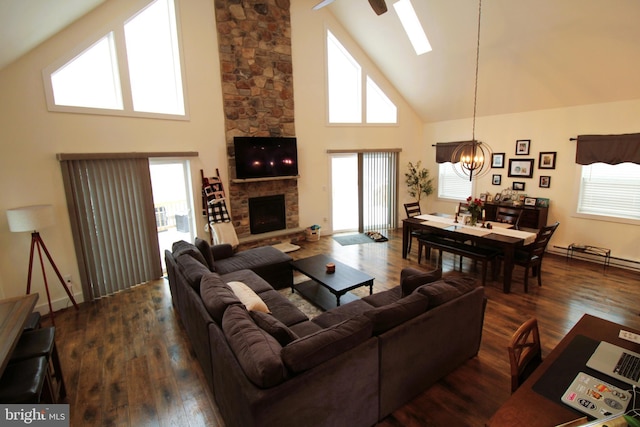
6, 204, 78, 325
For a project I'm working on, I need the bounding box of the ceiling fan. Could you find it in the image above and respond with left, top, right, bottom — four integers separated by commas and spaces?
313, 0, 388, 16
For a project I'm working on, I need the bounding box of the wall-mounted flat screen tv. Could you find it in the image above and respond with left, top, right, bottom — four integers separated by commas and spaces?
234, 136, 298, 179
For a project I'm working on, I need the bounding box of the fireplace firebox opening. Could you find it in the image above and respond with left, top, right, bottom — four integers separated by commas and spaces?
248, 194, 286, 234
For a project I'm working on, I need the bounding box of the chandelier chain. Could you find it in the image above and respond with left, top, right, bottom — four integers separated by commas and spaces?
472, 0, 482, 141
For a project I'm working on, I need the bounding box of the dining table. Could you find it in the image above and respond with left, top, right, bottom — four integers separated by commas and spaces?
402, 213, 538, 293
0, 293, 38, 378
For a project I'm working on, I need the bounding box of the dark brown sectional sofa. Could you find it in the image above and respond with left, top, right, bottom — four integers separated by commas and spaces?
164, 239, 486, 427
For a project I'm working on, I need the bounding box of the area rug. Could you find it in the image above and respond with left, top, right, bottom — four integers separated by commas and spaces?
332, 233, 374, 246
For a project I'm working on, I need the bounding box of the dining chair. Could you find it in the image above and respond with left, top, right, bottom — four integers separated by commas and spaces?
508, 317, 542, 393
404, 202, 431, 257
495, 207, 523, 229
510, 222, 560, 292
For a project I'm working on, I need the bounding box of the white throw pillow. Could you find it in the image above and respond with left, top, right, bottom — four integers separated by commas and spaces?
227, 281, 270, 313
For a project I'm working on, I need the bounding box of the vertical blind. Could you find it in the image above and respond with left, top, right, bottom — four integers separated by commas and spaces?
362, 151, 398, 231
59, 157, 162, 300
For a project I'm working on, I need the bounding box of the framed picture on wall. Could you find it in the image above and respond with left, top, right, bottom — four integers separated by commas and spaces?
539, 152, 557, 169
516, 139, 530, 155
540, 176, 551, 188
491, 153, 505, 168
508, 159, 534, 178
492, 174, 502, 185
513, 181, 526, 191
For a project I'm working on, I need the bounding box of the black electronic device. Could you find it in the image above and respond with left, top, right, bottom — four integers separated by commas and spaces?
233, 136, 298, 179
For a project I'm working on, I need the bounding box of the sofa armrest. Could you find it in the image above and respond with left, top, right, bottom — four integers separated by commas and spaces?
400, 267, 442, 297
212, 243, 234, 260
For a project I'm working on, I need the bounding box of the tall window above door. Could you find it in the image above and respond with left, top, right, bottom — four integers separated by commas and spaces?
43, 0, 187, 120
326, 30, 397, 124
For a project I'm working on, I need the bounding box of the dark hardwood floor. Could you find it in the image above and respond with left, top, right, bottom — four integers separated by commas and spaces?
47, 228, 640, 426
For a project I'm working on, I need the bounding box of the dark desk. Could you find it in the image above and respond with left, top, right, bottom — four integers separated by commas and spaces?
0, 294, 38, 377
402, 216, 537, 293
487, 314, 640, 426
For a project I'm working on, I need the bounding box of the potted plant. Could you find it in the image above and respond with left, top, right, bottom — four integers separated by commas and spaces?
404, 161, 434, 204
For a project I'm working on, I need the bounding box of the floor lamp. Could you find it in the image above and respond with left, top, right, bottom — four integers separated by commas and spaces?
6, 204, 79, 325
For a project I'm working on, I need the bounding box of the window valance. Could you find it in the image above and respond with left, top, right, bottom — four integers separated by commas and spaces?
576, 133, 640, 165
435, 141, 471, 163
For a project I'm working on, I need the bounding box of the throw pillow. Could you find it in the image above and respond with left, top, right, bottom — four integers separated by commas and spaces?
223, 305, 289, 388
250, 311, 299, 346
227, 281, 271, 314
175, 253, 211, 293
194, 237, 215, 271
364, 292, 430, 334
417, 276, 477, 308
400, 267, 442, 297
200, 273, 242, 324
172, 240, 208, 267
281, 315, 372, 373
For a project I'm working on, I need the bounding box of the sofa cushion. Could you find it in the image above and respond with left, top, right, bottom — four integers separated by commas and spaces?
200, 273, 242, 324
312, 300, 373, 328
175, 253, 211, 293
223, 305, 289, 388
227, 281, 270, 313
214, 246, 292, 275
417, 276, 478, 308
194, 237, 215, 271
288, 320, 324, 338
219, 269, 273, 294
362, 286, 402, 307
172, 240, 208, 267
363, 292, 430, 334
250, 311, 299, 346
258, 290, 308, 326
400, 267, 442, 297
281, 315, 372, 373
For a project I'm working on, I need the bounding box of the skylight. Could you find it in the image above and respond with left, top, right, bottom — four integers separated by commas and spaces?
393, 0, 431, 55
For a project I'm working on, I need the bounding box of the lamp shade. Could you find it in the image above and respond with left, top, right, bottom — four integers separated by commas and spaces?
6, 204, 55, 232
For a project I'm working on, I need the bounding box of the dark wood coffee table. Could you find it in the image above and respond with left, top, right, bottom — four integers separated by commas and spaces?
290, 254, 374, 310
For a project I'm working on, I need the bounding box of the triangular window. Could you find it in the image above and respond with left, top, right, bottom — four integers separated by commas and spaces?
326, 29, 397, 125
44, 0, 186, 119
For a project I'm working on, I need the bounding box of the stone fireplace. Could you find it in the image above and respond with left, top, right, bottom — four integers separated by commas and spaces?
213, 0, 304, 248
249, 194, 286, 234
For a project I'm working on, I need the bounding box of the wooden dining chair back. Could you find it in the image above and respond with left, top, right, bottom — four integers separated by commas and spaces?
404, 202, 429, 257
514, 222, 560, 292
404, 201, 422, 218
458, 202, 470, 215
496, 207, 523, 229
508, 317, 542, 393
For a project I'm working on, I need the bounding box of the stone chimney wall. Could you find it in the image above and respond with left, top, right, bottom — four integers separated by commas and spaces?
213, 0, 301, 241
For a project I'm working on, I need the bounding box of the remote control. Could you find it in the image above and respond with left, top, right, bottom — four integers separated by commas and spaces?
619, 330, 640, 344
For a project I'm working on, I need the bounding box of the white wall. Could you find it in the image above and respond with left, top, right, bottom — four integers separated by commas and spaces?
423, 99, 640, 264
0, 0, 425, 312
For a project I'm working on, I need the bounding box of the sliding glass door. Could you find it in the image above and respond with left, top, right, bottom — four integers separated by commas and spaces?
330, 150, 398, 233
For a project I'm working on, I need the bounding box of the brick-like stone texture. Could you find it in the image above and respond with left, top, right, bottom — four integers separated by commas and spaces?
214, 0, 301, 240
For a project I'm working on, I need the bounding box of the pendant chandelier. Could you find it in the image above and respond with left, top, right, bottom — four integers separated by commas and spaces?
452, 0, 492, 181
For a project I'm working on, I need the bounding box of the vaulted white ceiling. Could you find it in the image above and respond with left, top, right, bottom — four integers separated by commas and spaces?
2, 0, 639, 123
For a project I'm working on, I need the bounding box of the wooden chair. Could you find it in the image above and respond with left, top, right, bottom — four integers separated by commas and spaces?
511, 222, 560, 292
508, 317, 542, 393
404, 202, 430, 256
495, 207, 523, 229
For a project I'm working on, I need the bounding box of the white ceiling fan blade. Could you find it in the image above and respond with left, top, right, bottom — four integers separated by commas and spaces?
313, 0, 336, 10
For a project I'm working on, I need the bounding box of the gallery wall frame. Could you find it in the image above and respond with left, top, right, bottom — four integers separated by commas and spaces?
540, 176, 551, 188
513, 181, 526, 191
539, 151, 557, 169
516, 139, 530, 155
491, 153, 505, 168
508, 158, 534, 178
492, 174, 502, 185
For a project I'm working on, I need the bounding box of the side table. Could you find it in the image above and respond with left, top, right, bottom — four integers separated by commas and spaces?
567, 243, 611, 271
